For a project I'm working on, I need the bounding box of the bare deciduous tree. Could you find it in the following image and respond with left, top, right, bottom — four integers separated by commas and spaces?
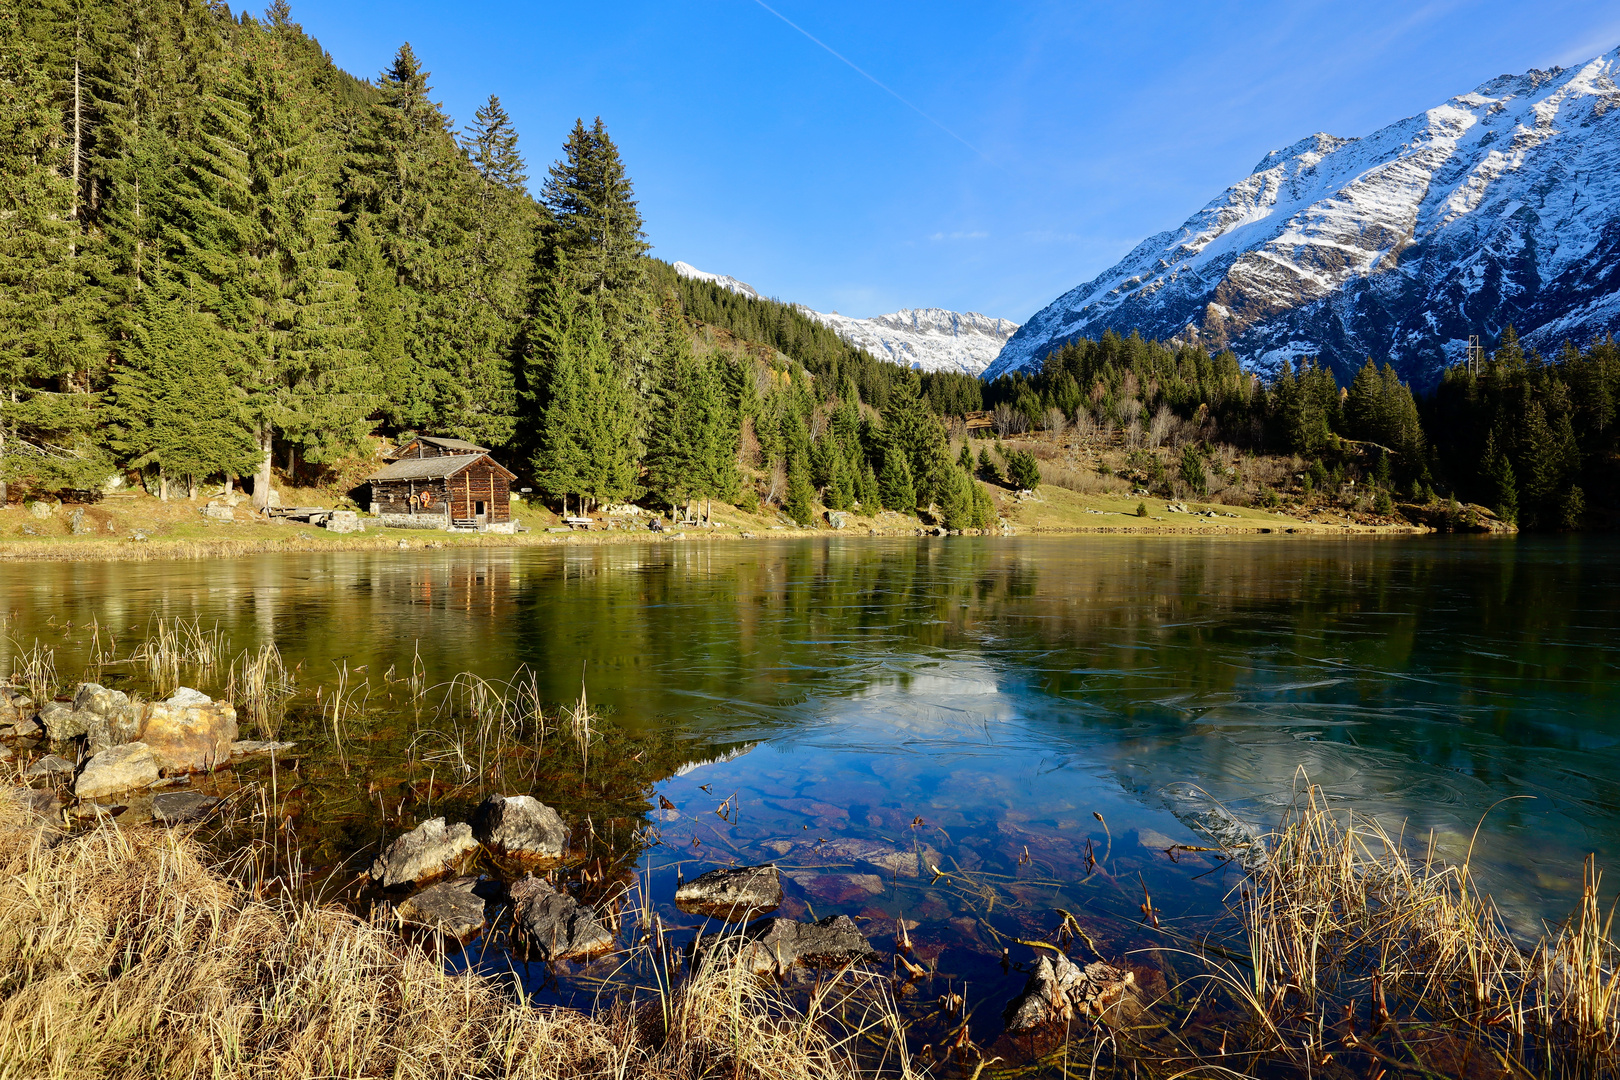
1148, 403, 1175, 448
1043, 406, 1068, 440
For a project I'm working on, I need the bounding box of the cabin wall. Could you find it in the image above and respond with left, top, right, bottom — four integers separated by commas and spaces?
447, 464, 511, 523
369, 479, 451, 517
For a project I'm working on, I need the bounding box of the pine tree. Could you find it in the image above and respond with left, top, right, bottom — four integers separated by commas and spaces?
785, 448, 815, 526
879, 446, 915, 513
0, 0, 107, 497
882, 372, 949, 505
532, 299, 638, 511
643, 313, 703, 514
1481, 430, 1517, 524
106, 281, 259, 497
855, 456, 879, 511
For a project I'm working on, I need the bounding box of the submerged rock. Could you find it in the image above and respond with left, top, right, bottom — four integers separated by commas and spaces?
469, 794, 567, 862
731, 915, 881, 976
817, 838, 940, 878
675, 864, 782, 920
1003, 952, 1136, 1032
370, 818, 479, 889
1160, 783, 1267, 871
151, 791, 222, 825
230, 740, 297, 758
75, 742, 161, 799
512, 883, 614, 961
396, 877, 487, 943
22, 753, 75, 780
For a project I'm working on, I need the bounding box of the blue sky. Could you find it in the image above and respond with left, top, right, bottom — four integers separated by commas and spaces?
289, 0, 1619, 323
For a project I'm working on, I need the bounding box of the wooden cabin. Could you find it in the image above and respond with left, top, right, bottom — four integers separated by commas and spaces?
365, 441, 515, 529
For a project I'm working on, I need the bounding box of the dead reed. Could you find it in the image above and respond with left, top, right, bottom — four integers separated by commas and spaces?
6, 638, 56, 702
130, 615, 228, 693
227, 641, 294, 736
0, 793, 893, 1080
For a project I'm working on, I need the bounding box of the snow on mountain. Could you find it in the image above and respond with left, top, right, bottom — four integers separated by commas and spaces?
672, 260, 762, 301
800, 307, 1019, 376
672, 260, 1017, 375
986, 49, 1620, 388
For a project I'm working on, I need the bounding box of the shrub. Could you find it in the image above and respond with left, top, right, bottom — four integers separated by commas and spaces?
1006, 449, 1041, 491
1136, 501, 1148, 518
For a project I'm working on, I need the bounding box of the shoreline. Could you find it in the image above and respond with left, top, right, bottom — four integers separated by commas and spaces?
0, 517, 1437, 564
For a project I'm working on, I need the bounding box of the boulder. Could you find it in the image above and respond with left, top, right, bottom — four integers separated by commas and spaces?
1003, 952, 1136, 1032
5, 712, 41, 739
731, 915, 880, 976
166, 687, 212, 708
674, 864, 782, 920
325, 510, 362, 534
27, 500, 53, 519
512, 885, 615, 961
369, 818, 479, 889
0, 687, 33, 725
73, 683, 142, 752
826, 511, 848, 530
38, 700, 88, 741
201, 504, 234, 522
136, 697, 238, 774
469, 794, 567, 862
151, 791, 222, 825
75, 742, 161, 799
396, 877, 487, 943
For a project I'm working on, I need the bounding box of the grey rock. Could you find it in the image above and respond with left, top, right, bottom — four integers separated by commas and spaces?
325, 509, 362, 534
22, 754, 75, 779
1003, 953, 1135, 1032
817, 838, 940, 878
512, 888, 615, 962
27, 500, 52, 519
38, 701, 85, 741
732, 915, 880, 976
200, 504, 234, 522
674, 864, 782, 920
826, 511, 848, 530
75, 742, 161, 799
369, 818, 479, 889
229, 740, 297, 758
151, 791, 222, 825
6, 713, 41, 739
165, 687, 211, 708
69, 507, 91, 535
396, 877, 487, 943
0, 686, 34, 722
469, 794, 567, 862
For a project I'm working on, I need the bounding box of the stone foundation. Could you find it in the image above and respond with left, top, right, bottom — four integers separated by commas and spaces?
375, 513, 450, 530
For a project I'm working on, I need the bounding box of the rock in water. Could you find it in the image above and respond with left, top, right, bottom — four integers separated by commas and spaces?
75, 743, 161, 798
151, 791, 222, 825
136, 697, 238, 774
396, 877, 487, 943
469, 794, 567, 862
1003, 953, 1136, 1032
732, 915, 881, 976
674, 865, 783, 920
370, 818, 479, 889
165, 687, 212, 708
512, 887, 614, 961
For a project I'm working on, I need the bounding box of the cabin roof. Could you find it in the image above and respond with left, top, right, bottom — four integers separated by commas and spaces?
388, 435, 490, 457
364, 453, 516, 483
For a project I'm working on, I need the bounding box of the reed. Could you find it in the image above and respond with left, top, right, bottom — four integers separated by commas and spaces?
0, 794, 898, 1080
227, 642, 293, 737
130, 615, 228, 692
7, 638, 56, 702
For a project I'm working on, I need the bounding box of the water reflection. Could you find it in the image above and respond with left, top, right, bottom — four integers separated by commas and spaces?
3, 534, 1617, 929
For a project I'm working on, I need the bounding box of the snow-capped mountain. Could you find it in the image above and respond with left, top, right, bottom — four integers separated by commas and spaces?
800, 307, 1018, 376
986, 49, 1620, 388
671, 260, 762, 302
673, 260, 1016, 375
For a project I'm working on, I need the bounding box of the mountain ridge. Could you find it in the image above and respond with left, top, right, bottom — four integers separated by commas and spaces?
671, 261, 1016, 375
986, 48, 1620, 388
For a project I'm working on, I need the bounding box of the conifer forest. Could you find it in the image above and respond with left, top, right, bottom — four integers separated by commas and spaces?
0, 0, 1613, 530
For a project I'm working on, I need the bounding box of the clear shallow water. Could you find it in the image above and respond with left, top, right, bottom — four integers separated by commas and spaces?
5, 535, 1618, 1021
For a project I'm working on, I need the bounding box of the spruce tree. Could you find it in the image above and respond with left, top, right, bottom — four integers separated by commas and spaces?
1481, 430, 1517, 524
879, 446, 915, 513
785, 448, 815, 526
533, 300, 638, 511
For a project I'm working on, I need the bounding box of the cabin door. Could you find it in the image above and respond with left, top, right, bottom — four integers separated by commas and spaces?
475, 500, 487, 526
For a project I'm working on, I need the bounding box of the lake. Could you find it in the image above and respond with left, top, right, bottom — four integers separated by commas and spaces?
5, 534, 1617, 1038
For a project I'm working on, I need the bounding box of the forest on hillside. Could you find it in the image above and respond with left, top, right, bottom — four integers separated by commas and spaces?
0, 0, 1612, 531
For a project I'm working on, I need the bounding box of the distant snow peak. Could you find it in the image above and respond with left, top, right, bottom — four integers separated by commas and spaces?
672, 260, 761, 301
986, 47, 1620, 389
673, 260, 1016, 376
802, 307, 1020, 376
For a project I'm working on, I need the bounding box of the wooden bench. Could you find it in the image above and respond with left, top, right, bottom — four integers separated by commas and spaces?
563, 516, 594, 530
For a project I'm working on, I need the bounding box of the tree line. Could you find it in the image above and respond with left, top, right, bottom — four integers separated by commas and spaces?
986, 329, 1617, 528
0, 0, 999, 527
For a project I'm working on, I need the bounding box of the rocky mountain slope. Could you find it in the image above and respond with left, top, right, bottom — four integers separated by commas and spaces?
986, 48, 1620, 388
672, 261, 1016, 375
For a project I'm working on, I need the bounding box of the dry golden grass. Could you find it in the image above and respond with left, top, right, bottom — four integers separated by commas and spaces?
0, 791, 892, 1080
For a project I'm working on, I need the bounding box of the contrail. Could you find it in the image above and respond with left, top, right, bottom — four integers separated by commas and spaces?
749, 0, 987, 160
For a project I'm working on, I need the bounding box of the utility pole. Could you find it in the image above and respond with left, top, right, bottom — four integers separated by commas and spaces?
1466, 335, 1485, 376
